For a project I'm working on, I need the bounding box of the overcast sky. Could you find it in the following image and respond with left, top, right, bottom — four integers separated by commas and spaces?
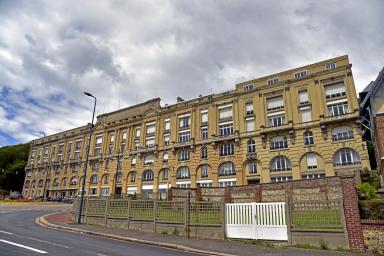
0, 0, 383, 146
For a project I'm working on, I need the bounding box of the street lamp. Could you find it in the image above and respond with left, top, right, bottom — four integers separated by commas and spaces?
77, 92, 97, 224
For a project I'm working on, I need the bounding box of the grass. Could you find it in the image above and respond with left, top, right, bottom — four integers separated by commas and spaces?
292, 210, 342, 229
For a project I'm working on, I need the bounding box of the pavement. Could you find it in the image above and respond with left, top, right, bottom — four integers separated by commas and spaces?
37, 207, 371, 256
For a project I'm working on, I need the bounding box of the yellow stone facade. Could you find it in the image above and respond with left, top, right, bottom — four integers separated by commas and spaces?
22, 55, 369, 198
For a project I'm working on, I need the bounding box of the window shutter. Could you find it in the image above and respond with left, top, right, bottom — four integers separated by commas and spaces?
246, 119, 255, 132
267, 96, 283, 109
306, 153, 317, 167
201, 112, 208, 123
164, 134, 170, 142
146, 124, 156, 134
165, 121, 170, 130
299, 91, 309, 103
219, 106, 232, 119
131, 157, 136, 165
163, 153, 168, 160
146, 138, 155, 146
135, 128, 140, 137
246, 103, 253, 112
325, 83, 345, 97
300, 107, 312, 122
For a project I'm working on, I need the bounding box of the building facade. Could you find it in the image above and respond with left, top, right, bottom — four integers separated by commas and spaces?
23, 55, 369, 198
360, 67, 384, 183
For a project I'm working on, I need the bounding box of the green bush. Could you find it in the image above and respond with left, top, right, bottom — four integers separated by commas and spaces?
359, 198, 384, 219
360, 168, 381, 189
357, 182, 378, 200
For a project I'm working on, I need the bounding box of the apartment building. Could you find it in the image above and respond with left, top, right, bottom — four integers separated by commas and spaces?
22, 55, 369, 198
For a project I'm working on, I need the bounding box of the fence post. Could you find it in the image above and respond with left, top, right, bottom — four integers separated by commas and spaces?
104, 199, 108, 226
127, 197, 131, 229
222, 201, 226, 240
85, 197, 90, 224
153, 198, 158, 233
285, 194, 292, 245
185, 191, 190, 238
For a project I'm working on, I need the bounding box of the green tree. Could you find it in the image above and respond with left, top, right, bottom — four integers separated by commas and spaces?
0, 143, 30, 192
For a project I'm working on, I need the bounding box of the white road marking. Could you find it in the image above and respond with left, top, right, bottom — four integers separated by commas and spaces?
97, 253, 109, 256
0, 230, 13, 235
0, 239, 47, 254
26, 237, 71, 249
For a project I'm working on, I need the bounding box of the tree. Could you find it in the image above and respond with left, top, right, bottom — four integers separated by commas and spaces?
0, 143, 30, 192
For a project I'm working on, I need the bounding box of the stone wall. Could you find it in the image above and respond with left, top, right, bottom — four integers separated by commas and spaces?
361, 219, 384, 255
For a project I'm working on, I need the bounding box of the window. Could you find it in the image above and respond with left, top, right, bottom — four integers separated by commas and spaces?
179, 150, 190, 161
164, 119, 171, 131
117, 159, 122, 171
247, 139, 256, 153
245, 102, 254, 116
268, 113, 285, 127
325, 82, 346, 99
244, 84, 253, 91
306, 153, 318, 169
144, 154, 155, 165
134, 140, 140, 150
164, 134, 170, 146
246, 118, 255, 132
219, 179, 236, 187
94, 148, 101, 156
219, 123, 234, 135
294, 70, 307, 79
267, 96, 284, 110
325, 63, 336, 70
142, 170, 154, 181
70, 177, 77, 185
101, 188, 110, 196
332, 126, 354, 141
160, 169, 169, 180
146, 137, 155, 148
75, 140, 82, 150
201, 111, 208, 124
110, 134, 115, 143
96, 135, 103, 145
92, 160, 99, 171
201, 127, 208, 140
131, 157, 136, 166
116, 173, 122, 184
163, 152, 168, 163
176, 166, 190, 179
122, 131, 127, 140
220, 143, 234, 156
103, 175, 109, 185
300, 106, 312, 122
58, 144, 64, 154
270, 136, 288, 150
146, 123, 156, 135
201, 146, 208, 159
44, 147, 49, 156
176, 182, 191, 188
135, 127, 141, 138
302, 173, 325, 179
219, 162, 235, 176
271, 176, 292, 183
267, 77, 279, 85
248, 162, 257, 174
129, 172, 136, 182
270, 156, 291, 172
197, 181, 212, 187
200, 165, 209, 178
90, 188, 97, 196
298, 90, 309, 105
303, 131, 314, 145
90, 175, 98, 185
37, 179, 43, 187
179, 115, 190, 128
219, 105, 232, 120
333, 149, 361, 166
328, 101, 348, 116
179, 130, 190, 142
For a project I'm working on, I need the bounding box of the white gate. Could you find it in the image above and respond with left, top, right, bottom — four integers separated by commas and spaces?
225, 202, 288, 241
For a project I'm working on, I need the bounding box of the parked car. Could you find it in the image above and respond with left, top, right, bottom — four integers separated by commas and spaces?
9, 193, 23, 200
62, 197, 74, 204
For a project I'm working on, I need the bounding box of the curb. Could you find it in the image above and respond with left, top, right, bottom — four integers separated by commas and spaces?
36, 213, 235, 256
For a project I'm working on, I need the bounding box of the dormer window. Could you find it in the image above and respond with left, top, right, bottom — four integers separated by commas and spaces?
294, 70, 307, 79
244, 84, 253, 91
267, 77, 279, 85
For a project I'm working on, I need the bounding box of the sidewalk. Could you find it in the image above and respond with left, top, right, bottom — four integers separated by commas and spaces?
39, 211, 368, 256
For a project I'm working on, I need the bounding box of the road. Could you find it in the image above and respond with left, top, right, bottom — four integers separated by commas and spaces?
0, 204, 199, 256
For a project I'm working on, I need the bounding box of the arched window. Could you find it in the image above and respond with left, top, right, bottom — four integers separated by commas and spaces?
53, 178, 59, 186
31, 180, 36, 188
128, 171, 136, 183
159, 168, 169, 181
248, 161, 257, 174
201, 146, 208, 159
247, 139, 256, 153
38, 179, 44, 187
303, 131, 314, 145
102, 174, 109, 185
70, 177, 78, 185
142, 170, 154, 181
270, 156, 291, 172
61, 178, 67, 187
219, 162, 236, 176
115, 172, 122, 184
333, 148, 361, 166
332, 126, 354, 141
90, 175, 98, 185
25, 180, 30, 188
176, 166, 190, 179
200, 164, 209, 178
270, 136, 288, 150
144, 154, 155, 165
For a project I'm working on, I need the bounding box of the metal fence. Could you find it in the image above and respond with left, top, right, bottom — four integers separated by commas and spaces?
73, 198, 223, 226
290, 200, 344, 230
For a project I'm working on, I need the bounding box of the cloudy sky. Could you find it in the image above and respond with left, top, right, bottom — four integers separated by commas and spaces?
0, 0, 383, 146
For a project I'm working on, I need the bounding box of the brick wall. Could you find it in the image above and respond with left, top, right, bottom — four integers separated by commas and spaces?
340, 177, 365, 250
374, 114, 384, 177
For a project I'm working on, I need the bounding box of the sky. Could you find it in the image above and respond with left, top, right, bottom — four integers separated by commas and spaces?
0, 0, 384, 146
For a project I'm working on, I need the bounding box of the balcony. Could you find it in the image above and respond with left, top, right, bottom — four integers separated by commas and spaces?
173, 139, 194, 149
260, 122, 293, 134
129, 145, 158, 155
219, 116, 233, 123
320, 111, 359, 124
212, 132, 239, 143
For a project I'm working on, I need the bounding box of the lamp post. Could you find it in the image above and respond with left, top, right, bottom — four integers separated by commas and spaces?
77, 92, 97, 224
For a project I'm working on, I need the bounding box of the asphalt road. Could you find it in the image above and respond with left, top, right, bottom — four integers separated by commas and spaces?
0, 204, 200, 256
